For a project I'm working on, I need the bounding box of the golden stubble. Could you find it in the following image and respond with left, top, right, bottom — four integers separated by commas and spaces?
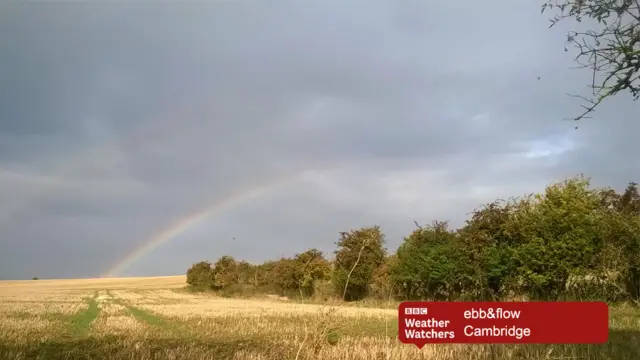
0, 317, 61, 343
0, 275, 186, 292
138, 294, 396, 320
0, 276, 636, 360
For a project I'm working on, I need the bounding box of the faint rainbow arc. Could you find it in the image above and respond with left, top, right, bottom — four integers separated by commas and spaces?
102, 168, 326, 278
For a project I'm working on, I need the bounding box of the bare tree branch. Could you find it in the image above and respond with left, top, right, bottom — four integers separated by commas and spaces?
413, 220, 423, 230
543, 0, 640, 121
342, 238, 370, 301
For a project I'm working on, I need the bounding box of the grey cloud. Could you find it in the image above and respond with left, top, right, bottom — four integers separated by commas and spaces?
0, 1, 637, 279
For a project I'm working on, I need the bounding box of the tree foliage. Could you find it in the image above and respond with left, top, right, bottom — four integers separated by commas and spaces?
292, 249, 331, 297
508, 177, 603, 299
186, 175, 640, 305
212, 255, 239, 290
390, 221, 465, 301
186, 261, 214, 288
332, 226, 387, 301
542, 0, 640, 120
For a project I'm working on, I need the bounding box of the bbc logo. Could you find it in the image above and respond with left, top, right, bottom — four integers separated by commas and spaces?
405, 307, 428, 315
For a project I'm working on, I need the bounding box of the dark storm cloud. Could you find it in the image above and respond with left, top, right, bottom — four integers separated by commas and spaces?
0, 1, 636, 279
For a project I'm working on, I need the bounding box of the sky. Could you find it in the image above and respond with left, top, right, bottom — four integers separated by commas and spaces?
0, 1, 637, 280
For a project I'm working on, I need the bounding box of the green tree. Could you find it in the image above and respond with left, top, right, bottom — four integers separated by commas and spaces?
370, 254, 395, 299
255, 260, 278, 287
390, 221, 466, 301
333, 226, 387, 301
618, 182, 640, 215
270, 257, 298, 295
211, 256, 238, 290
457, 200, 521, 300
608, 184, 640, 300
292, 249, 331, 297
508, 176, 603, 300
186, 261, 214, 288
590, 195, 640, 301
542, 0, 640, 121
263, 251, 331, 297
235, 260, 254, 285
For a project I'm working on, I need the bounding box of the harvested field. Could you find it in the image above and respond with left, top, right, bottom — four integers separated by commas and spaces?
0, 276, 638, 360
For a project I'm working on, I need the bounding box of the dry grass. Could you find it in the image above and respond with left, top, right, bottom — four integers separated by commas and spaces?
0, 317, 61, 344
0, 276, 638, 360
90, 300, 149, 336
139, 297, 396, 320
0, 300, 88, 316
0, 275, 186, 291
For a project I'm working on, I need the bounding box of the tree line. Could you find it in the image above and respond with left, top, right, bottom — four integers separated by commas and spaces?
186, 175, 640, 303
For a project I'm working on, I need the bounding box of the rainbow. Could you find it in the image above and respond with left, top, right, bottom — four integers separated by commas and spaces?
2, 92, 350, 278
102, 167, 333, 277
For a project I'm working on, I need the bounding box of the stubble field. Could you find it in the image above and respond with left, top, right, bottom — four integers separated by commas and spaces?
0, 276, 638, 360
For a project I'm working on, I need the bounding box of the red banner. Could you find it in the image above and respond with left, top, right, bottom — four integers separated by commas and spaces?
398, 301, 608, 347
